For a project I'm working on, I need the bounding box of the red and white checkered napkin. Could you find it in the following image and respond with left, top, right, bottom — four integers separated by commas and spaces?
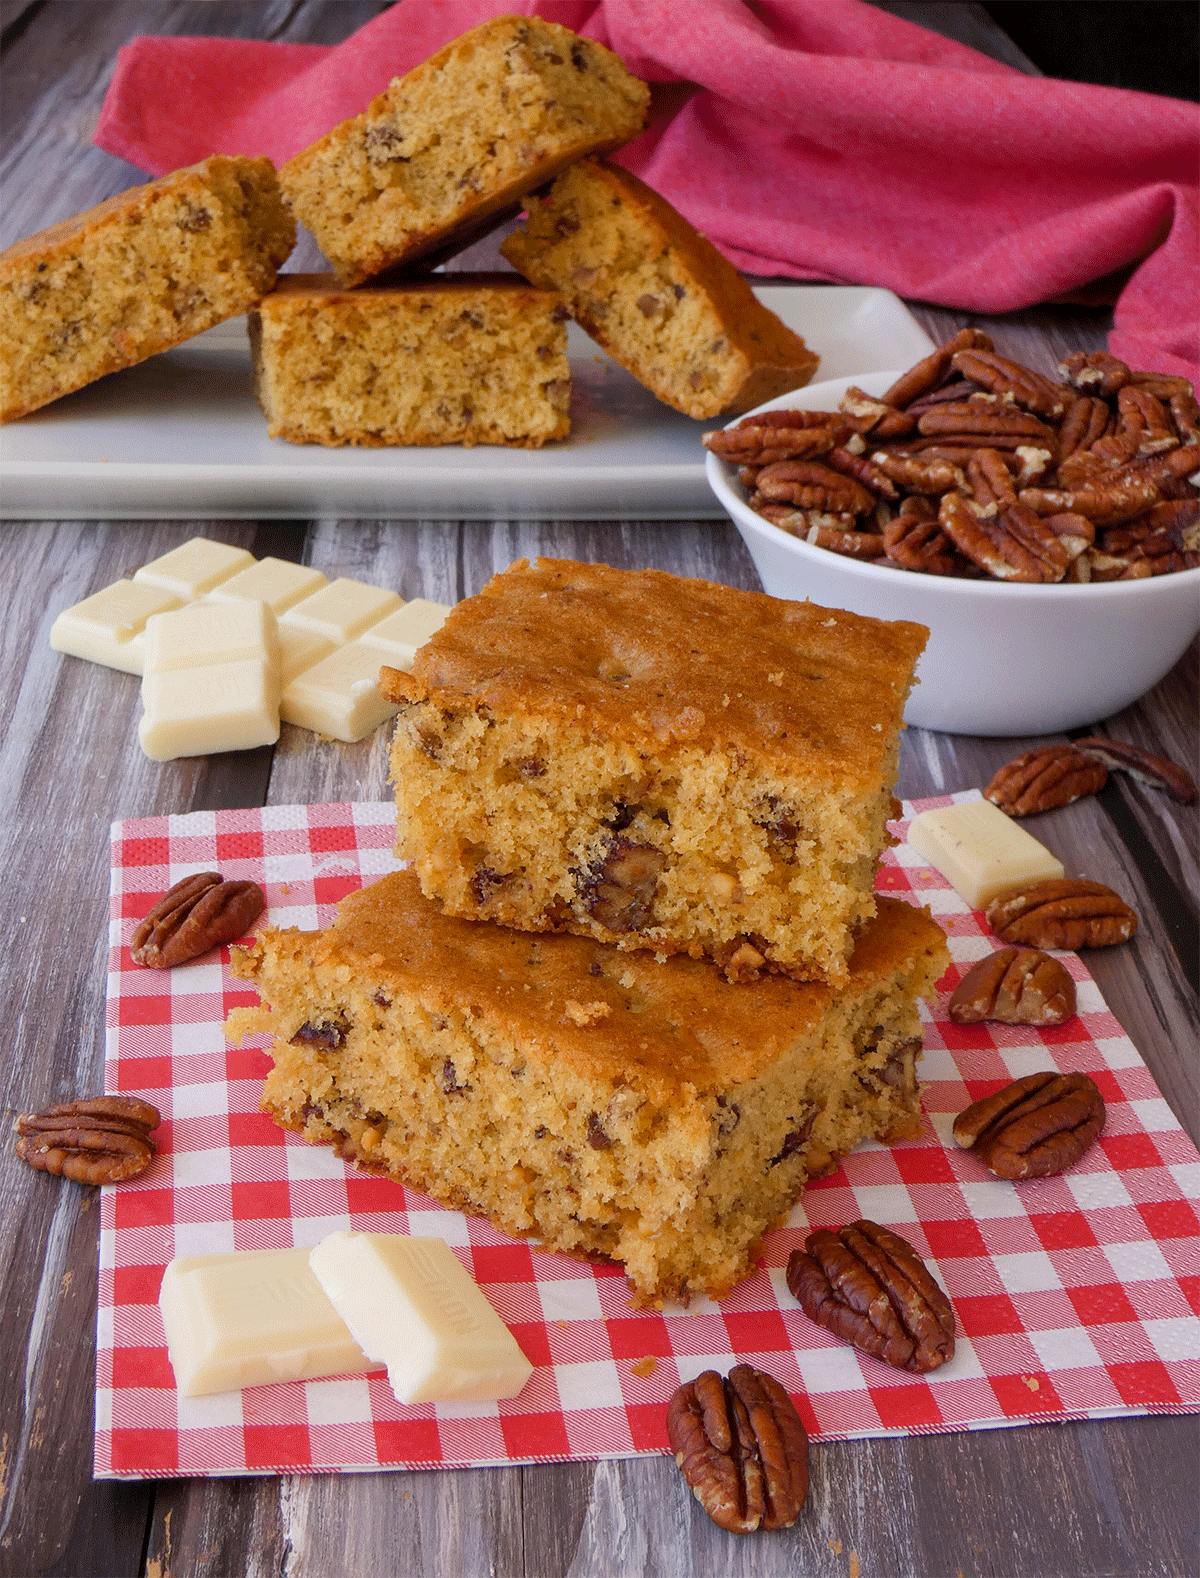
96, 796, 1200, 1479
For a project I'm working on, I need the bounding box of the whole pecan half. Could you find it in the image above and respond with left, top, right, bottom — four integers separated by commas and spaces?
953, 1071, 1105, 1179
948, 947, 1076, 1026
939, 493, 1073, 583
755, 459, 876, 516
14, 1095, 160, 1185
951, 349, 1067, 419
131, 872, 266, 967
984, 745, 1108, 815
881, 327, 993, 410
1073, 738, 1197, 804
786, 1220, 955, 1373
986, 878, 1137, 949
702, 415, 842, 466
666, 1366, 808, 1534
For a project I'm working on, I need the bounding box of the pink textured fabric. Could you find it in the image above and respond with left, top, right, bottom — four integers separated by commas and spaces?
93, 0, 1200, 381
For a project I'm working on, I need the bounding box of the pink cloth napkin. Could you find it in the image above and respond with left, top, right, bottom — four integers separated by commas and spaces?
94, 0, 1200, 382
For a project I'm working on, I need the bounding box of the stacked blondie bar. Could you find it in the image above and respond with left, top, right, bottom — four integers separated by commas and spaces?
3, 15, 818, 438
231, 561, 948, 1304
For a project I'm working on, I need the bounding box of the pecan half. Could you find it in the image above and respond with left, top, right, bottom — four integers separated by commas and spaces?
1116, 385, 1177, 456
575, 838, 665, 931
986, 878, 1137, 949
1057, 395, 1113, 462
703, 416, 841, 467
131, 872, 265, 967
948, 947, 1076, 1026
869, 452, 966, 494
1019, 471, 1162, 527
984, 745, 1108, 815
918, 400, 1056, 445
953, 1072, 1105, 1179
14, 1096, 160, 1185
883, 497, 962, 575
952, 349, 1066, 419
786, 1220, 955, 1373
1073, 737, 1197, 804
755, 459, 875, 515
881, 328, 993, 409
939, 493, 1072, 582
666, 1366, 808, 1534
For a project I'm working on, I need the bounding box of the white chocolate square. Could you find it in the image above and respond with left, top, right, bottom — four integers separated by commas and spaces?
133, 537, 254, 598
206, 557, 329, 615
49, 579, 183, 675
159, 1249, 378, 1398
280, 640, 399, 742
358, 598, 452, 671
139, 659, 280, 760
142, 600, 279, 678
278, 624, 336, 687
907, 798, 1065, 910
280, 578, 403, 643
308, 1232, 533, 1405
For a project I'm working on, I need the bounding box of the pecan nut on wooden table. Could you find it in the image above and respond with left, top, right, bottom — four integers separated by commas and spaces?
665, 1365, 809, 1535
14, 1095, 160, 1185
984, 744, 1108, 815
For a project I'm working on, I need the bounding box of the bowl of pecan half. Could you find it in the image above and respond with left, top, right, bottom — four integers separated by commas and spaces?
703, 338, 1199, 736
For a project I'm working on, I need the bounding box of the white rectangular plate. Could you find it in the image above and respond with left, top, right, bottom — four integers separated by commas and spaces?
1, 286, 934, 521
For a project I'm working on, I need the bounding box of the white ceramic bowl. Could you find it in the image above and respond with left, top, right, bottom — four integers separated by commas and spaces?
706, 372, 1200, 736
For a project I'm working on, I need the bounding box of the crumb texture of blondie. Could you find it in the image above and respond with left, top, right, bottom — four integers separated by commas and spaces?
501, 159, 819, 417
1, 155, 294, 422
228, 870, 948, 1304
383, 558, 927, 984
249, 274, 571, 448
279, 16, 650, 287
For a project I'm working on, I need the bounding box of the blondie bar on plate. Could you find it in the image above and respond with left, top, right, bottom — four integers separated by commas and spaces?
278, 15, 650, 286
381, 559, 927, 985
229, 870, 948, 1304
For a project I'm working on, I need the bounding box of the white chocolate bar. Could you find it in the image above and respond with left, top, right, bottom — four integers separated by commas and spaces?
358, 598, 451, 671
280, 578, 403, 643
50, 536, 451, 752
206, 556, 328, 614
159, 1248, 379, 1398
280, 640, 401, 742
49, 579, 183, 674
308, 1232, 533, 1406
908, 798, 1065, 910
133, 536, 254, 599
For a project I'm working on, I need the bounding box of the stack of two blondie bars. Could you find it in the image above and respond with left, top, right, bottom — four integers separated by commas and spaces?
231, 561, 947, 1304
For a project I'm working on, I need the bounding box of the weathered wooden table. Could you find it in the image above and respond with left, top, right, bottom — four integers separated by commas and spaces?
2, 4, 1196, 1574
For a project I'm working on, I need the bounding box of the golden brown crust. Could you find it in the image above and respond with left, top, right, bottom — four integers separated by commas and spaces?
235, 870, 947, 1300
279, 16, 650, 286
380, 557, 927, 781
501, 158, 818, 417
1, 156, 294, 422
235, 870, 947, 1094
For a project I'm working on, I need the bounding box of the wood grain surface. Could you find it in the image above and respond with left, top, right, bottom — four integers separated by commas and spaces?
1, 4, 1197, 1576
